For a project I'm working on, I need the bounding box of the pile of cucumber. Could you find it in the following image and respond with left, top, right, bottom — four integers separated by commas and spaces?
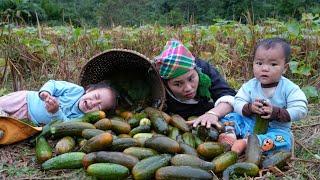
35, 107, 291, 180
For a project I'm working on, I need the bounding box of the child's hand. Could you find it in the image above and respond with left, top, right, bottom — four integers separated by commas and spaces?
260, 101, 272, 119
251, 99, 273, 119
251, 99, 266, 115
40, 91, 59, 113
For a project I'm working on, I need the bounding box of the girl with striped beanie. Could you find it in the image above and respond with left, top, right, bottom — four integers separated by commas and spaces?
154, 39, 236, 128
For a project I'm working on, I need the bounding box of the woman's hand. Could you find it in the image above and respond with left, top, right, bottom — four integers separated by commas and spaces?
40, 91, 59, 113
186, 113, 222, 129
186, 102, 233, 129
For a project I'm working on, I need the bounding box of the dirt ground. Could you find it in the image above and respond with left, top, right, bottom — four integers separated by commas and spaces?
0, 104, 319, 180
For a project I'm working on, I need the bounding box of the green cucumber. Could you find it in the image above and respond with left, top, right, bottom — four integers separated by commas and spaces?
128, 117, 140, 128
133, 133, 154, 139
150, 114, 168, 135
31, 119, 63, 144
182, 132, 196, 148
155, 166, 213, 180
111, 138, 140, 152
40, 119, 63, 137
262, 151, 291, 169
50, 121, 96, 137
77, 138, 87, 147
197, 142, 224, 160
222, 162, 259, 180
123, 147, 158, 160
144, 107, 170, 134
145, 136, 181, 154
36, 137, 52, 163
194, 135, 203, 149
55, 136, 75, 154
132, 111, 148, 120
87, 163, 129, 180
81, 133, 113, 153
245, 134, 261, 165
139, 118, 151, 126
197, 126, 219, 141
42, 152, 85, 170
82, 129, 105, 139
83, 151, 139, 170
212, 151, 238, 173
170, 114, 190, 132
129, 125, 151, 137
254, 115, 269, 134
132, 154, 171, 180
94, 118, 112, 130
171, 154, 213, 171
179, 143, 198, 156
168, 126, 180, 140
111, 119, 131, 134
73, 111, 105, 123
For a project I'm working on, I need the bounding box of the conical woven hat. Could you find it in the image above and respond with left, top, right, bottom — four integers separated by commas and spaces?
79, 49, 165, 110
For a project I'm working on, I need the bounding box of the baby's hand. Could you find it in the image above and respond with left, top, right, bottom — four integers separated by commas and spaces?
251, 99, 273, 119
260, 101, 272, 119
40, 91, 59, 113
251, 99, 266, 115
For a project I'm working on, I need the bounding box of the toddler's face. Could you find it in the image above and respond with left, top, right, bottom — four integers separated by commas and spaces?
78, 88, 115, 113
167, 69, 199, 100
253, 45, 288, 85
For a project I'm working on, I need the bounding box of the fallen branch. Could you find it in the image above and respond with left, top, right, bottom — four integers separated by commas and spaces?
295, 139, 314, 155
269, 166, 286, 177
287, 163, 317, 180
26, 177, 71, 180
292, 123, 320, 129
291, 157, 320, 164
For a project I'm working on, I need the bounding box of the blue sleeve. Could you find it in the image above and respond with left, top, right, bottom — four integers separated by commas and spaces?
39, 80, 83, 96
50, 109, 69, 121
39, 80, 84, 105
39, 80, 85, 121
234, 82, 252, 116
286, 85, 308, 121
196, 59, 236, 102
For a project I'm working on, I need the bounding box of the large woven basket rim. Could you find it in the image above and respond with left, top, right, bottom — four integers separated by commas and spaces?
79, 49, 154, 82
89, 48, 152, 64
79, 48, 166, 110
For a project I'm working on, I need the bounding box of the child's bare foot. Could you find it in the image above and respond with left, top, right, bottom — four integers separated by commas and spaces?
231, 139, 247, 155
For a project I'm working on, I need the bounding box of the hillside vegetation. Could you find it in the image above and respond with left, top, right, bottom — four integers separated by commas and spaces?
1, 15, 319, 102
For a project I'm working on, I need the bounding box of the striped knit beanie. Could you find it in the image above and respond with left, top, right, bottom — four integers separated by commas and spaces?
154, 39, 196, 79
155, 39, 212, 99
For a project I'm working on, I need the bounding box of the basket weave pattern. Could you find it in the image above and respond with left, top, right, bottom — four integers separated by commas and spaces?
79, 49, 165, 110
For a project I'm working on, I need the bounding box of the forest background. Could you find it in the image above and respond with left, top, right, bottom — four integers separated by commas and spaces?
1, 0, 320, 27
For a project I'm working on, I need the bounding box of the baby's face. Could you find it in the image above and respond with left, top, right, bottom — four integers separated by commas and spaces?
78, 88, 115, 113
253, 45, 289, 85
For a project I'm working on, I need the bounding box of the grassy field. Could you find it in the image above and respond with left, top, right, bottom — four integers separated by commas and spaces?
0, 18, 319, 179
0, 103, 319, 180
